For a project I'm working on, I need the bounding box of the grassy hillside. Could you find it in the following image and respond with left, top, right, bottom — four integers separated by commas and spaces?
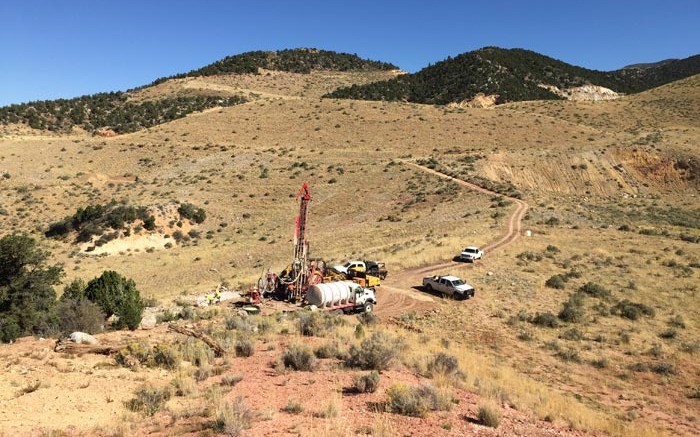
325, 47, 700, 104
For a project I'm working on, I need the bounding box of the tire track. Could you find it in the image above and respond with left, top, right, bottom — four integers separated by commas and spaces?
376, 161, 529, 318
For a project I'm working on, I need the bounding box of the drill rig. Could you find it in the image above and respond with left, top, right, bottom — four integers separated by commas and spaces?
262, 182, 325, 302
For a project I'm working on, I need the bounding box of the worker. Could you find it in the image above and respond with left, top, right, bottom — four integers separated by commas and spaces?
214, 288, 221, 303
206, 293, 215, 306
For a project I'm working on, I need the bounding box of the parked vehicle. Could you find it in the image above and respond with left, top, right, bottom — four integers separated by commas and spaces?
422, 275, 475, 299
459, 246, 484, 262
332, 260, 388, 279
307, 281, 377, 313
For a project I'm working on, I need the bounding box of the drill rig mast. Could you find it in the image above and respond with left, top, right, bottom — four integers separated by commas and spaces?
291, 182, 312, 301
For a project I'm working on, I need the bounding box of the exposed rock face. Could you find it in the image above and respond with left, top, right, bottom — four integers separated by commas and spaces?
448, 93, 498, 108
539, 84, 620, 101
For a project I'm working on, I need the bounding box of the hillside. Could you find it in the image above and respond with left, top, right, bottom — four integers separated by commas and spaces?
325, 47, 700, 104
0, 49, 398, 135
0, 56, 698, 436
152, 48, 399, 83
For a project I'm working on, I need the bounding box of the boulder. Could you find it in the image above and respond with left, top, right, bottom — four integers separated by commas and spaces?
69, 332, 98, 345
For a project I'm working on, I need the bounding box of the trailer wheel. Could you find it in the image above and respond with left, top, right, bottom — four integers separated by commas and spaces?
363, 302, 374, 313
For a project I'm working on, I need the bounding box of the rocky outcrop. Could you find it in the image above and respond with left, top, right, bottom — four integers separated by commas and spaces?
539, 84, 620, 101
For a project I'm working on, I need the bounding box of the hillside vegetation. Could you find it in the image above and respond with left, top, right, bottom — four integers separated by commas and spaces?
325, 47, 700, 104
0, 93, 245, 134
152, 48, 398, 83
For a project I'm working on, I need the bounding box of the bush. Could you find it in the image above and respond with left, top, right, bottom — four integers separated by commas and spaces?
386, 384, 429, 418
357, 311, 378, 326
282, 400, 304, 414
531, 312, 559, 328
578, 282, 611, 299
234, 339, 255, 357
0, 234, 63, 342
177, 203, 206, 224
558, 298, 585, 324
545, 274, 567, 289
153, 344, 181, 370
213, 397, 253, 436
610, 300, 655, 320
427, 352, 460, 378
354, 370, 380, 393
314, 341, 342, 359
346, 332, 404, 370
477, 401, 502, 428
56, 297, 105, 334
282, 344, 316, 371
84, 270, 143, 330
124, 385, 171, 416
297, 311, 344, 337
556, 348, 581, 363
221, 374, 243, 387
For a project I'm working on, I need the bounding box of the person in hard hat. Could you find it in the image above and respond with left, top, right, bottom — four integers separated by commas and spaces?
214, 288, 221, 303
206, 293, 215, 306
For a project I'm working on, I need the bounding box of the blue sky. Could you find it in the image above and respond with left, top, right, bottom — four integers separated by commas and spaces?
0, 0, 698, 106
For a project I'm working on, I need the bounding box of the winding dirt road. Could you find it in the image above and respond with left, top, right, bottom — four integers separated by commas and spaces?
376, 162, 529, 318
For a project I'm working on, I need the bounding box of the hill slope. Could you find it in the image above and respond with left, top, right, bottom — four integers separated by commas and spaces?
152, 48, 398, 83
325, 47, 700, 104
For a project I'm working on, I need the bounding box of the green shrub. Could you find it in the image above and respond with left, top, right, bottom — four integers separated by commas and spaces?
346, 332, 404, 370
559, 327, 584, 341
545, 274, 567, 289
177, 203, 206, 224
610, 300, 655, 320
659, 329, 677, 340
558, 300, 585, 323
477, 401, 502, 428
124, 385, 171, 416
282, 344, 316, 371
578, 282, 611, 299
84, 270, 143, 330
531, 312, 559, 328
353, 371, 380, 393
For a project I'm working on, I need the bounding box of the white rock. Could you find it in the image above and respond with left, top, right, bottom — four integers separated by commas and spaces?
140, 313, 157, 330
69, 332, 98, 345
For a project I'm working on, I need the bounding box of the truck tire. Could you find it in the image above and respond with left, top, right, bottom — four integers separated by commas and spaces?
363, 302, 374, 313
425, 284, 433, 293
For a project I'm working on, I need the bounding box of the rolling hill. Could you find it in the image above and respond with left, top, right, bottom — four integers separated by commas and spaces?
325, 47, 700, 104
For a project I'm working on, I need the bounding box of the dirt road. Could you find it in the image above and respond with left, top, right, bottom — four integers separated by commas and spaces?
376, 161, 529, 318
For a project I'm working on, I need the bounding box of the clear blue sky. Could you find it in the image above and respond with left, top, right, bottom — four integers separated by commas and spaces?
1, 0, 698, 106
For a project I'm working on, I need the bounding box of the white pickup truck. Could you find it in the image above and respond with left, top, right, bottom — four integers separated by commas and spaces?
422, 275, 475, 299
459, 246, 484, 262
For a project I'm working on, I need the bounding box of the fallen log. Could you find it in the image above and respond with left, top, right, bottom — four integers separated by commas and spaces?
54, 339, 123, 355
168, 323, 225, 357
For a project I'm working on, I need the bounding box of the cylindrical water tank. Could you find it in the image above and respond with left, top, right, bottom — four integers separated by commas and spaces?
307, 281, 358, 308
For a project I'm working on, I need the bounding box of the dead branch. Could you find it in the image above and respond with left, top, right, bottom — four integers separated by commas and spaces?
54, 339, 123, 355
167, 323, 225, 357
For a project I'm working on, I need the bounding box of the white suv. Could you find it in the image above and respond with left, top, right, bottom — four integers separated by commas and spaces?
459, 246, 483, 262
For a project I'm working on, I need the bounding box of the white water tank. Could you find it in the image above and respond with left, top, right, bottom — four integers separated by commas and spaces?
307, 281, 358, 308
